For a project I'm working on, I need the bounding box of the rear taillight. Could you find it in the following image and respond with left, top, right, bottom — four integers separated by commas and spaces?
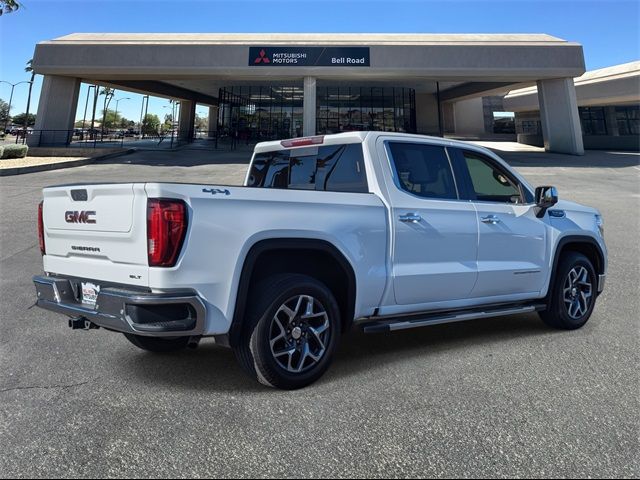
38, 201, 45, 255
147, 199, 188, 267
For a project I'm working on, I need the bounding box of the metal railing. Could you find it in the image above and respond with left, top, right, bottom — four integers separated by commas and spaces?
2, 128, 262, 151
4, 129, 188, 150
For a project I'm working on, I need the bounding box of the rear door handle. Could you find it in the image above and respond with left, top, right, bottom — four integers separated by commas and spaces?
481, 215, 501, 224
399, 213, 422, 223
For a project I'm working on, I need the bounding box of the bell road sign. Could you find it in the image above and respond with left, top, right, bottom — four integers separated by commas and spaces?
249, 47, 370, 67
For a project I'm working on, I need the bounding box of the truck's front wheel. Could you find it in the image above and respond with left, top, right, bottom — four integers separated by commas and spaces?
539, 252, 597, 330
235, 274, 341, 390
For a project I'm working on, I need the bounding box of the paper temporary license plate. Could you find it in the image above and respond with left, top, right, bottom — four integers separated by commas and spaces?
81, 282, 100, 307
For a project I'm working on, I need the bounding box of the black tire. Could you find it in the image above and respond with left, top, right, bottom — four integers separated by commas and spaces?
539, 252, 597, 330
123, 333, 190, 353
234, 274, 341, 390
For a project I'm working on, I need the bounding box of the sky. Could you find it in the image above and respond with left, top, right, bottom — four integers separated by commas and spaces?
0, 0, 638, 124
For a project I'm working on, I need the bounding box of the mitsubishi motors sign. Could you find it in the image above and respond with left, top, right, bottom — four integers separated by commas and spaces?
249, 46, 370, 67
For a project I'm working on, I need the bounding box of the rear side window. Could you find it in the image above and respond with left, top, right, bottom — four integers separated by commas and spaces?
387, 142, 458, 200
249, 150, 289, 189
247, 144, 368, 193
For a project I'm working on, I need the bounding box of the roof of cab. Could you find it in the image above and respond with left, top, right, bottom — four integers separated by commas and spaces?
253, 131, 496, 156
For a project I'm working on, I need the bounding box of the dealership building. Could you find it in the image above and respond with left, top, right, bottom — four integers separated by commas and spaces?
504, 61, 639, 151
31, 33, 594, 154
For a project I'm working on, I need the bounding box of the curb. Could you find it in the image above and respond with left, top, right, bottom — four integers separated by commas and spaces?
0, 148, 137, 176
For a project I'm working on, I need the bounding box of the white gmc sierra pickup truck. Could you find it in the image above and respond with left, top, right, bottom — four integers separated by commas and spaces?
33, 132, 607, 389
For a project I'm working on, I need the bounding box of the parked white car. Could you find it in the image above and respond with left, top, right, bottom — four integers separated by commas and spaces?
34, 132, 607, 389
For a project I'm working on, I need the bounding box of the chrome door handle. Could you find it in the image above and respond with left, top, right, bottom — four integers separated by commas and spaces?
399, 213, 422, 223
481, 215, 501, 224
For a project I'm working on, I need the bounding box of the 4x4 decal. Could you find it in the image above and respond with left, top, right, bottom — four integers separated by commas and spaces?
202, 188, 230, 196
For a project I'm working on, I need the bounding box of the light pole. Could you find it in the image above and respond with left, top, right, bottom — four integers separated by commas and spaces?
113, 97, 130, 131
113, 97, 130, 146
163, 100, 177, 147
139, 95, 149, 138
1, 80, 32, 133
172, 101, 179, 147
89, 86, 99, 142
81, 85, 95, 133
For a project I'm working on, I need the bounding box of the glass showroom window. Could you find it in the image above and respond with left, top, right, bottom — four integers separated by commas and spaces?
579, 107, 607, 135
616, 106, 639, 135
316, 87, 416, 134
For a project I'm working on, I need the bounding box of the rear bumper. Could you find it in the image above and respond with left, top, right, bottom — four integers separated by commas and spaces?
33, 275, 206, 337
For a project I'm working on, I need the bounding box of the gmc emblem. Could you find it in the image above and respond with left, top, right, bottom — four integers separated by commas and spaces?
65, 210, 96, 224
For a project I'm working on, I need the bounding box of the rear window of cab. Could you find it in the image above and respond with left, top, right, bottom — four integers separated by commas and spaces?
247, 143, 368, 193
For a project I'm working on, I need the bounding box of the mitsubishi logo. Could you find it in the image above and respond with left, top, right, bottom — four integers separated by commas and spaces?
254, 49, 270, 64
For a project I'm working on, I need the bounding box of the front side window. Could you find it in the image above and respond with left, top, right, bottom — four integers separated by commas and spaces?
247, 143, 368, 193
387, 142, 458, 200
461, 151, 522, 204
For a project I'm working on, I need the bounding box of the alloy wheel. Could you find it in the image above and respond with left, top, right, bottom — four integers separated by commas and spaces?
268, 295, 331, 374
563, 266, 593, 320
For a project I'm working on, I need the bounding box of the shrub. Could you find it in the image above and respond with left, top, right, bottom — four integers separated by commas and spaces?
1, 144, 28, 159
0, 146, 3, 158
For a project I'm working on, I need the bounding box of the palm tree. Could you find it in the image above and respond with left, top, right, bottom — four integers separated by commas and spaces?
99, 87, 115, 137
23, 59, 35, 135
0, 0, 21, 16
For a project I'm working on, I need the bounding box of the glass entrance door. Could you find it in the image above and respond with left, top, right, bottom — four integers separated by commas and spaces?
316, 86, 416, 134
218, 86, 304, 142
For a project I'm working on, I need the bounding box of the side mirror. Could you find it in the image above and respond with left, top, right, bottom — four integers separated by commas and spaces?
535, 186, 558, 217
536, 186, 558, 208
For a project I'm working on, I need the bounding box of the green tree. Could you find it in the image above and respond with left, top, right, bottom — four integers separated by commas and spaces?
0, 98, 9, 126
142, 113, 160, 135
11, 112, 36, 127
101, 109, 124, 130
0, 0, 20, 15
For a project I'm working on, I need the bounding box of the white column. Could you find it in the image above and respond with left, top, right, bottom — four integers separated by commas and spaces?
178, 100, 196, 141
303, 76, 316, 137
29, 75, 81, 146
537, 78, 584, 155
208, 105, 218, 137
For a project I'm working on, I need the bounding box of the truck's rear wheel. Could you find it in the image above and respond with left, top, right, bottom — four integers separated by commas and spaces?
234, 274, 341, 390
123, 333, 190, 353
539, 252, 597, 330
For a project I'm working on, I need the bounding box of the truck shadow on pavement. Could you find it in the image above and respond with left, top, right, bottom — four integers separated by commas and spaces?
98, 149, 251, 167
329, 313, 553, 383
118, 313, 554, 392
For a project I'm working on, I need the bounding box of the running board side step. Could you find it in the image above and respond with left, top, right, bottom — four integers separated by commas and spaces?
360, 303, 546, 334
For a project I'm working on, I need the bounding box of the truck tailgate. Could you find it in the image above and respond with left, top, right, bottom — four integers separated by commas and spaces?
42, 183, 150, 287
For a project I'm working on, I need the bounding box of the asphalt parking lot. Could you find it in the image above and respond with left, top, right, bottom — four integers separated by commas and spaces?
0, 146, 638, 478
